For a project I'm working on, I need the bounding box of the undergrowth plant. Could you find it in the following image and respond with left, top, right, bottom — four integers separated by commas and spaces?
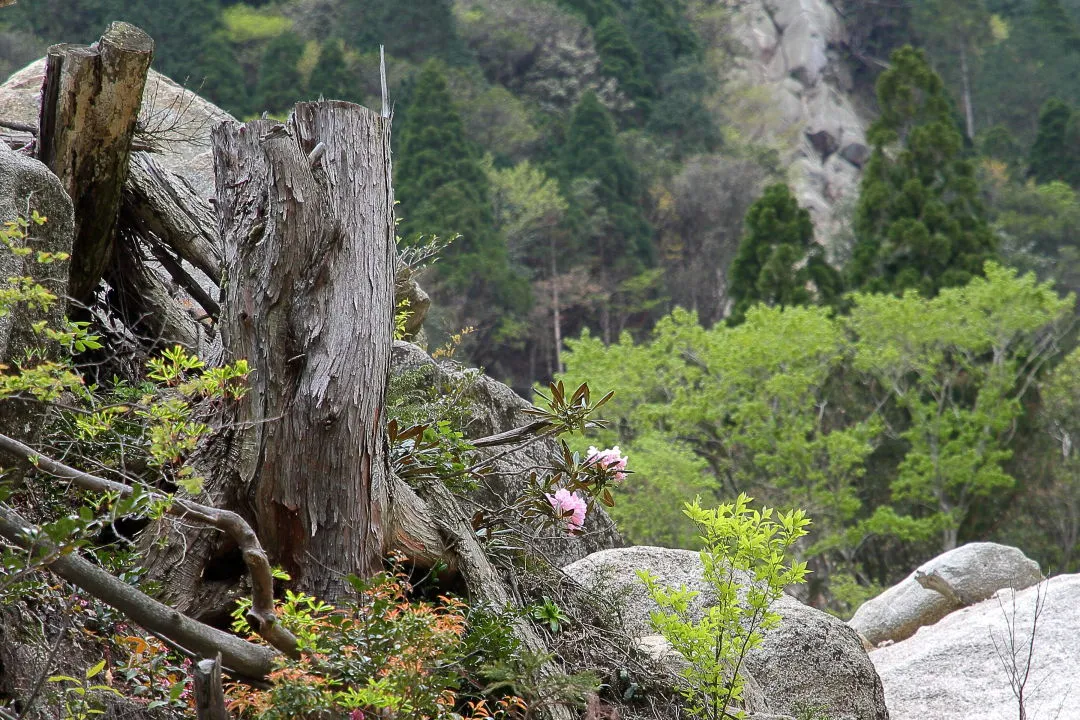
639, 494, 810, 720
226, 567, 527, 720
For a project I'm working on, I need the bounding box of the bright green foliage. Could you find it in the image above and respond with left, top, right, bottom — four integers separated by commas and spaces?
639, 495, 810, 719
848, 46, 996, 296
562, 91, 653, 269
728, 184, 841, 325
559, 306, 877, 556
308, 40, 353, 102
848, 263, 1074, 550
487, 159, 569, 270
1028, 98, 1080, 186
255, 31, 305, 114
594, 17, 654, 113
397, 61, 527, 320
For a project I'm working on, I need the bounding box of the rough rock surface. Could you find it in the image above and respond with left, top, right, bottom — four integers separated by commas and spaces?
1, 58, 431, 331
724, 0, 870, 243
871, 573, 1079, 720
390, 341, 622, 568
563, 546, 888, 720
1, 58, 232, 199
849, 543, 1044, 647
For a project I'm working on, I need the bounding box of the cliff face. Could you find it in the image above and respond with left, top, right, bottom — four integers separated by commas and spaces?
723, 0, 870, 246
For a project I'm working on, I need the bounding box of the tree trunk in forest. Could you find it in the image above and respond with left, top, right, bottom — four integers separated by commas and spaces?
959, 45, 975, 140
212, 102, 394, 600
37, 22, 153, 305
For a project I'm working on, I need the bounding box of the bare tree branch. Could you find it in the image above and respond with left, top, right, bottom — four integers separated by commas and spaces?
0, 431, 298, 658
0, 503, 279, 679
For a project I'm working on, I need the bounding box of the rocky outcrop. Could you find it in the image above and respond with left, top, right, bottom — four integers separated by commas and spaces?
849, 543, 1044, 647
0, 141, 74, 474
0, 58, 232, 199
724, 0, 870, 243
563, 546, 889, 720
871, 574, 1079, 720
390, 340, 622, 568
1, 58, 431, 331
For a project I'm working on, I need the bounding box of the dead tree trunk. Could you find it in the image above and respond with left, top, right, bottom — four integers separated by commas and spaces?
37, 22, 153, 304
212, 102, 394, 599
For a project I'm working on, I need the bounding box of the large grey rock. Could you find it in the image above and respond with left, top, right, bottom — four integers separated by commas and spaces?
1, 58, 234, 200
724, 0, 869, 244
871, 574, 1080, 720
849, 543, 1044, 647
0, 143, 74, 465
390, 341, 622, 567
564, 546, 889, 720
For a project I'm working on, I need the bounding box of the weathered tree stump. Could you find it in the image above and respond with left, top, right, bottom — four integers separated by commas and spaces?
212, 102, 394, 599
37, 21, 153, 304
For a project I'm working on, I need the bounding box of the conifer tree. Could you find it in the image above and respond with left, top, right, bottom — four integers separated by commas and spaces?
397, 61, 526, 312
847, 46, 996, 297
256, 32, 305, 115
1028, 98, 1080, 186
340, 0, 467, 64
626, 0, 698, 84
562, 91, 653, 267
728, 184, 841, 324
594, 17, 653, 113
309, 40, 353, 102
555, 0, 618, 26
198, 31, 249, 116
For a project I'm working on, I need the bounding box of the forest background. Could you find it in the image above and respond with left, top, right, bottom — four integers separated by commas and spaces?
4, 0, 1080, 610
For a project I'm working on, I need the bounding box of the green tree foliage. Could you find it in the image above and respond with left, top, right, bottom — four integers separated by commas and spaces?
255, 31, 305, 114
640, 495, 810, 720
562, 92, 653, 269
559, 306, 877, 566
728, 184, 841, 325
339, 0, 467, 64
198, 30, 249, 114
1031, 347, 1080, 571
396, 60, 528, 357
308, 40, 353, 102
560, 264, 1073, 590
1028, 98, 1080, 186
848, 264, 1073, 551
848, 46, 996, 296
625, 0, 698, 85
554, 0, 618, 26
593, 17, 653, 113
984, 173, 1080, 296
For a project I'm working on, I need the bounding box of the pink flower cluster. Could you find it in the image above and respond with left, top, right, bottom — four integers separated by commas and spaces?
588, 445, 628, 481
546, 488, 587, 533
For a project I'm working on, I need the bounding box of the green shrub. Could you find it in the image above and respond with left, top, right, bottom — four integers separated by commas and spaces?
639, 494, 810, 719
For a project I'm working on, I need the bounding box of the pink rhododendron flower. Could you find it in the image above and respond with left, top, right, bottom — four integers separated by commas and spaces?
587, 445, 628, 481
546, 488, 587, 533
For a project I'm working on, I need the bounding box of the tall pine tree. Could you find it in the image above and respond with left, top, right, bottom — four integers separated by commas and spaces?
847, 46, 996, 297
593, 17, 653, 114
397, 61, 527, 312
1028, 98, 1080, 186
562, 91, 653, 269
728, 184, 841, 324
309, 40, 353, 102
